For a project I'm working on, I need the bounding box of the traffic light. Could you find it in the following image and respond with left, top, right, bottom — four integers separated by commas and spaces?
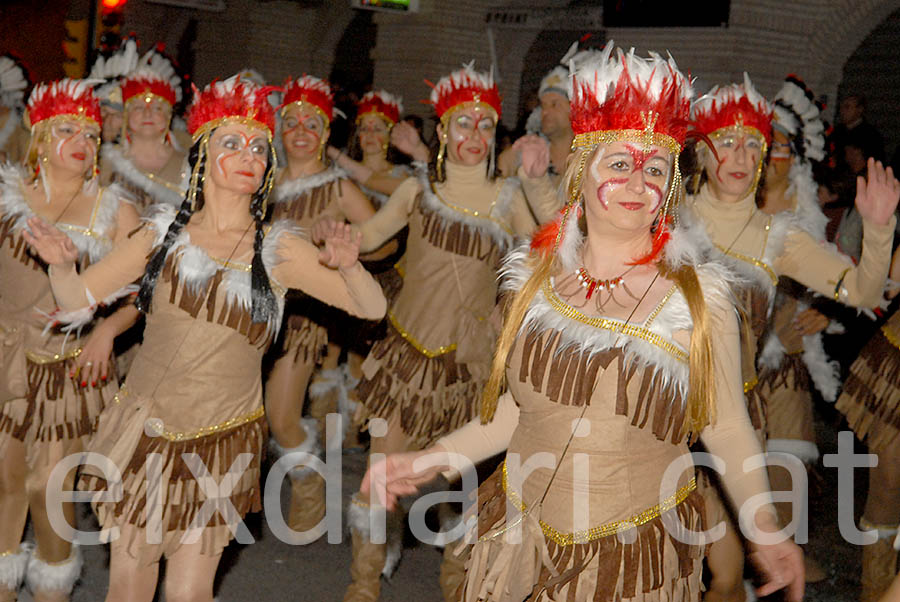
97, 0, 127, 53
62, 17, 89, 78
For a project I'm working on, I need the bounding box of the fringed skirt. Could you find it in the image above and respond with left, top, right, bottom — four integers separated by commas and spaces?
460, 466, 706, 602
758, 353, 815, 444
836, 316, 900, 454
0, 354, 113, 466
78, 396, 265, 565
356, 322, 485, 450
281, 313, 328, 365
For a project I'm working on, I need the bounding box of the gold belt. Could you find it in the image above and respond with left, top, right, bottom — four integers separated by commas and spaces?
882, 323, 900, 351
501, 460, 697, 546
388, 312, 456, 358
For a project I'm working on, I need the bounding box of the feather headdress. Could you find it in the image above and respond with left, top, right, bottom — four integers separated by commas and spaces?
356, 89, 402, 125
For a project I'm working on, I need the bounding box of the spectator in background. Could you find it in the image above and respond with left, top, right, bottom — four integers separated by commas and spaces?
830, 94, 884, 164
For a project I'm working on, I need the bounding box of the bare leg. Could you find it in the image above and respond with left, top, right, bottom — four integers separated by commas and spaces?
0, 437, 28, 602
162, 541, 222, 602
266, 351, 316, 449
105, 527, 159, 602
704, 522, 746, 602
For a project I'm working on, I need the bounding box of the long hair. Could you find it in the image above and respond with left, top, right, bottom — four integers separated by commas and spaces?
427, 116, 499, 184
482, 146, 716, 440
682, 137, 770, 207
135, 131, 279, 326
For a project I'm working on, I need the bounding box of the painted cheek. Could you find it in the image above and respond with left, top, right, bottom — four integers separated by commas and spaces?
646, 182, 663, 212
215, 151, 239, 178
596, 178, 628, 210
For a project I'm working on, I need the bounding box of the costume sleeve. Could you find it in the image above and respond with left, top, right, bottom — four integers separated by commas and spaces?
509, 186, 538, 238
437, 391, 520, 479
357, 176, 419, 253
775, 216, 896, 308
699, 302, 777, 522
517, 166, 562, 224
271, 230, 387, 321
48, 224, 155, 311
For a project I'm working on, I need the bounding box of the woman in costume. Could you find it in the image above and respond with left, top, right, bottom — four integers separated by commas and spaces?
100, 48, 187, 209
88, 38, 140, 146
684, 74, 899, 601
314, 62, 554, 602
264, 74, 379, 537
756, 75, 834, 583
0, 79, 141, 602
22, 75, 386, 602
359, 43, 804, 602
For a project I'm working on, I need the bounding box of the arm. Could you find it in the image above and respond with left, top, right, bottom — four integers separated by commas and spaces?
509, 186, 538, 238
699, 304, 804, 601
328, 149, 409, 198
775, 219, 894, 308
362, 391, 519, 509
271, 223, 386, 321
75, 301, 141, 386
390, 121, 429, 164
112, 199, 142, 243
335, 178, 377, 224
515, 134, 562, 224
348, 176, 419, 253
23, 217, 154, 310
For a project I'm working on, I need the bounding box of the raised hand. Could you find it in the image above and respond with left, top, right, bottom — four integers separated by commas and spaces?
390, 121, 429, 162
513, 134, 551, 178
855, 158, 900, 226
310, 216, 340, 245
318, 221, 361, 269
22, 217, 78, 266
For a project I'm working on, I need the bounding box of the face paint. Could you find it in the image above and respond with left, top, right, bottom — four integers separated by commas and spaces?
623, 144, 659, 173
597, 178, 628, 210
51, 122, 97, 165
215, 132, 268, 179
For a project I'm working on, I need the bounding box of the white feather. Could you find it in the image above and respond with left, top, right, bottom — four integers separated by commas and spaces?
273, 166, 347, 204
102, 142, 186, 206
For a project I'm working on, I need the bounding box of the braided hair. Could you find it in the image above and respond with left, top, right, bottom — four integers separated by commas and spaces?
135, 130, 279, 326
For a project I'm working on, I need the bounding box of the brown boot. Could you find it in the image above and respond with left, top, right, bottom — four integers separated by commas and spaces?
860, 519, 899, 602
288, 470, 326, 533
344, 528, 387, 602
309, 368, 342, 450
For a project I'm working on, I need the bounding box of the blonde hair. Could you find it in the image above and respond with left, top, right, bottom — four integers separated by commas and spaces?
481, 145, 716, 440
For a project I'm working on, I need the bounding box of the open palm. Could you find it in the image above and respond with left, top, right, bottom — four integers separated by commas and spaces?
22, 217, 78, 266
855, 158, 900, 226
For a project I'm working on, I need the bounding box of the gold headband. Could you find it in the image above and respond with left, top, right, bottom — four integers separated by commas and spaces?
439, 101, 498, 125
191, 116, 273, 143
280, 100, 330, 127
572, 129, 681, 156
124, 92, 173, 111
355, 110, 396, 127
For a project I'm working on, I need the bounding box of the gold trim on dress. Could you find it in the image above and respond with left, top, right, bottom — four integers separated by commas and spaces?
541, 279, 688, 363
145, 406, 266, 442
25, 347, 81, 365
499, 460, 697, 545
715, 243, 778, 287
431, 186, 514, 236
643, 285, 677, 328
744, 377, 758, 393
388, 312, 457, 358
882, 323, 900, 351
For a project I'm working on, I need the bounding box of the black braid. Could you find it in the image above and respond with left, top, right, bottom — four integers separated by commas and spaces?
250, 143, 278, 324
135, 139, 204, 313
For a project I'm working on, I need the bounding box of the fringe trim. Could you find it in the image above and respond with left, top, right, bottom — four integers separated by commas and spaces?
281, 313, 329, 363
356, 322, 481, 449
81, 415, 265, 559
418, 170, 515, 252
25, 544, 82, 595
465, 467, 705, 601
836, 326, 900, 453
273, 166, 347, 204
0, 543, 30, 590
757, 353, 809, 396
102, 143, 185, 206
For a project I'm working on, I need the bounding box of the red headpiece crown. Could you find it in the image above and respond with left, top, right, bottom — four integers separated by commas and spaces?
186, 75, 278, 141
692, 73, 773, 144
357, 90, 403, 125
26, 78, 101, 130
428, 62, 502, 120
568, 42, 693, 153
281, 75, 334, 123
121, 46, 182, 107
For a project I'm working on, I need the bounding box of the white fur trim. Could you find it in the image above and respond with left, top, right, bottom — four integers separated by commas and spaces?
101, 142, 186, 206
766, 438, 820, 464
802, 331, 841, 402
757, 330, 787, 372
0, 543, 30, 590
42, 283, 138, 336
744, 579, 759, 602
25, 544, 82, 595
347, 501, 403, 579
419, 170, 515, 252
272, 166, 347, 205
270, 417, 322, 480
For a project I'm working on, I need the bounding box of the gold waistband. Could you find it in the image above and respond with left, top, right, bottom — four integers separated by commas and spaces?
715, 244, 778, 287
882, 323, 900, 351
114, 386, 266, 442
501, 461, 697, 546
388, 312, 456, 358
25, 347, 81, 365
744, 377, 758, 393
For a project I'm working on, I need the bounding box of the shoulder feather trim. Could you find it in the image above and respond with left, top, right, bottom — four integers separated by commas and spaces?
273, 166, 347, 204
102, 143, 186, 207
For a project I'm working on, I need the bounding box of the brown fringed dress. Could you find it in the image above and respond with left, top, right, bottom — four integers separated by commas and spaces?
437, 232, 771, 602
355, 163, 521, 450
46, 204, 385, 564
0, 164, 130, 465
100, 142, 188, 210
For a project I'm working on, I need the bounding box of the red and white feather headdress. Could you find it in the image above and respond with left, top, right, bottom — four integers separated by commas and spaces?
280, 75, 335, 124
532, 42, 694, 264
186, 75, 278, 142
692, 73, 773, 144
427, 62, 502, 121
25, 78, 101, 131
121, 46, 182, 108
356, 89, 402, 125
